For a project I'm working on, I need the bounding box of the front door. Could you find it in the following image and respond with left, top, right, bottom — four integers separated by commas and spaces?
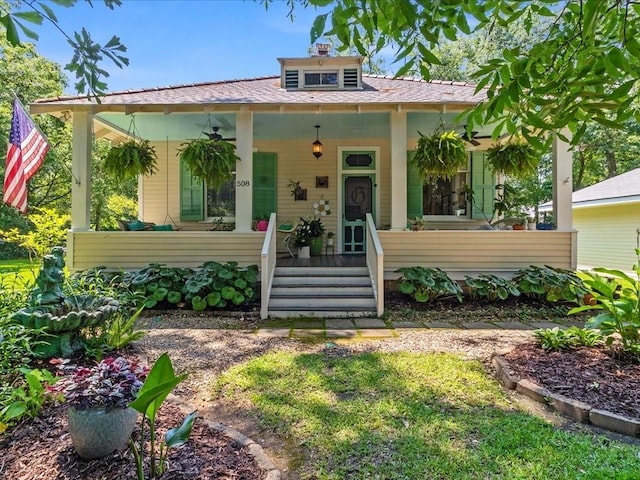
342, 174, 375, 254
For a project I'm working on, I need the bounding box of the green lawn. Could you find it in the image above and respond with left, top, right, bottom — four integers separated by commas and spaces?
0, 259, 38, 289
214, 351, 640, 479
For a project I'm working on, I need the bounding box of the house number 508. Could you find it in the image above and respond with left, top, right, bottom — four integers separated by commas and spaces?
236, 180, 250, 187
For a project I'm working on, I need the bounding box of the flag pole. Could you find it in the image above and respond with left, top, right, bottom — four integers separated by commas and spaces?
10, 90, 81, 186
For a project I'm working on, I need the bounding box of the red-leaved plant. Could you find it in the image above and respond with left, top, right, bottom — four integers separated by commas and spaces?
48, 357, 149, 410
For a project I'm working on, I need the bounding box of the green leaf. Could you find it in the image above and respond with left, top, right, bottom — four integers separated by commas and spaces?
310, 13, 329, 44
165, 411, 197, 448
14, 11, 44, 24
129, 353, 187, 424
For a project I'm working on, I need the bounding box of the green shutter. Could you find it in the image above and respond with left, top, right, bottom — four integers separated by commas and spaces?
470, 152, 496, 220
252, 152, 277, 218
180, 159, 204, 221
406, 151, 423, 219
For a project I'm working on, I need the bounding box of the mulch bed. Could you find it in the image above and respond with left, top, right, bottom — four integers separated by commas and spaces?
505, 342, 640, 420
0, 402, 264, 480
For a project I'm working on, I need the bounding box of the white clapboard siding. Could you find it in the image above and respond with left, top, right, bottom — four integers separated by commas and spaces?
67, 231, 264, 271
574, 203, 640, 272
378, 230, 576, 279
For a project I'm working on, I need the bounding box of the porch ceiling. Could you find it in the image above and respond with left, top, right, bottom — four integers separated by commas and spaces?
96, 111, 490, 142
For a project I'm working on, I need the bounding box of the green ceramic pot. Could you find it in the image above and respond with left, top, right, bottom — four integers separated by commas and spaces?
68, 406, 138, 459
310, 236, 323, 256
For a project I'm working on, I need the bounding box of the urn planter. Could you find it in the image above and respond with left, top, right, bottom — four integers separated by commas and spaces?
68, 406, 138, 459
297, 246, 311, 259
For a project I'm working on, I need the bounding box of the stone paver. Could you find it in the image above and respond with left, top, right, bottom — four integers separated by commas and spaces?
256, 328, 291, 338
293, 319, 325, 329
291, 329, 325, 339
326, 318, 356, 329
494, 321, 534, 330
461, 322, 498, 329
326, 329, 358, 338
392, 321, 423, 329
423, 322, 461, 329
358, 328, 395, 338
354, 318, 388, 329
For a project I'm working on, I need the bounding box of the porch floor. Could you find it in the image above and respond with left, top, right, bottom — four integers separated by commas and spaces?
276, 254, 366, 267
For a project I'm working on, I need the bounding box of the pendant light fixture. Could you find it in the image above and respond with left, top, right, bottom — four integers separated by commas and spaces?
312, 125, 323, 159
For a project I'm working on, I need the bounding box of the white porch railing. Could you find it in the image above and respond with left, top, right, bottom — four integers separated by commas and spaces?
365, 213, 384, 317
260, 212, 278, 320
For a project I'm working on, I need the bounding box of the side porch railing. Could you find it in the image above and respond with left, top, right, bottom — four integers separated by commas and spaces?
365, 213, 384, 317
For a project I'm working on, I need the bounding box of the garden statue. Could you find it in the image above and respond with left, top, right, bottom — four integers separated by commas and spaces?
31, 253, 65, 305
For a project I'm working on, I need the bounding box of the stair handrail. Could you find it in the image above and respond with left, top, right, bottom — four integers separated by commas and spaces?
260, 212, 278, 320
365, 213, 384, 316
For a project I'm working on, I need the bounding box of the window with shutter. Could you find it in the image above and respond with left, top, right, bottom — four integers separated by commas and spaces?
406, 151, 423, 219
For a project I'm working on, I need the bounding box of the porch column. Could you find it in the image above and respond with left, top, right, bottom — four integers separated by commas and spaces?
552, 129, 573, 231
390, 110, 407, 230
234, 111, 254, 232
71, 110, 92, 231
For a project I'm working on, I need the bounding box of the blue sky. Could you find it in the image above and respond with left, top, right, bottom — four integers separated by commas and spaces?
35, 0, 339, 93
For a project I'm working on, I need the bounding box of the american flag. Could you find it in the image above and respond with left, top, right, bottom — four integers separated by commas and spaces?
3, 98, 49, 213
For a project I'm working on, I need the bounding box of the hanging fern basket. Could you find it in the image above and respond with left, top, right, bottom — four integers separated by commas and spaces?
412, 130, 467, 180
104, 139, 158, 181
178, 139, 240, 190
486, 142, 539, 178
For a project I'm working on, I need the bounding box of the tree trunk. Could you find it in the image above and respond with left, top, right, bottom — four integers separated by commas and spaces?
605, 149, 617, 178
574, 151, 586, 190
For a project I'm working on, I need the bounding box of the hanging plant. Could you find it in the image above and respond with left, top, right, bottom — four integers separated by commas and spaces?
104, 139, 158, 181
486, 142, 539, 178
412, 130, 467, 180
178, 138, 240, 190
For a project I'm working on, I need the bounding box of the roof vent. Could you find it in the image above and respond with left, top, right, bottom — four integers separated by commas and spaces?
315, 43, 330, 57
285, 70, 299, 89
343, 68, 358, 88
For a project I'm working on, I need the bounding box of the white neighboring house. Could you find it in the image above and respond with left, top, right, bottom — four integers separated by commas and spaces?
541, 168, 640, 273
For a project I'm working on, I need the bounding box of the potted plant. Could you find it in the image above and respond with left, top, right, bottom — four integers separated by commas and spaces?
412, 130, 467, 180
294, 216, 325, 258
178, 138, 240, 190
104, 139, 158, 181
47, 356, 148, 459
253, 214, 269, 232
326, 231, 335, 247
486, 141, 538, 178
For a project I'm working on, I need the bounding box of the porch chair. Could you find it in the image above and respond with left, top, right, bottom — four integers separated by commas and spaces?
277, 222, 296, 257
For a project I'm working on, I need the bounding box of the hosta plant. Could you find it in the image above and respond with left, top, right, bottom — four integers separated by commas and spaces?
533, 326, 603, 351
397, 266, 463, 303
513, 265, 588, 304
464, 274, 520, 301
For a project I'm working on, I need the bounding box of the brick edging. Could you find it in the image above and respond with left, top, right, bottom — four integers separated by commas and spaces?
167, 394, 282, 480
491, 351, 640, 438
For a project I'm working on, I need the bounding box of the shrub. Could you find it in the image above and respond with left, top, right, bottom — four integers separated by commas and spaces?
0, 207, 70, 260
533, 326, 603, 351
569, 250, 640, 356
513, 265, 587, 304
397, 266, 463, 303
464, 274, 520, 301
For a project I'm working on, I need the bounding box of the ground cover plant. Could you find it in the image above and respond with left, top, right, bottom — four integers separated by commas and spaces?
214, 351, 640, 479
0, 258, 38, 289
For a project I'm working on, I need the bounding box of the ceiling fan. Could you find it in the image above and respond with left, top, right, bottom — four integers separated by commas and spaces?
203, 126, 236, 141
460, 125, 491, 146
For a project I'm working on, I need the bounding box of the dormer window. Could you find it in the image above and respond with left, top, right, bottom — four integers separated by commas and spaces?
278, 52, 363, 90
304, 71, 338, 87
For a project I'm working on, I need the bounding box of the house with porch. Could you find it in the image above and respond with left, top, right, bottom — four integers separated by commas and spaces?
31, 48, 576, 318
